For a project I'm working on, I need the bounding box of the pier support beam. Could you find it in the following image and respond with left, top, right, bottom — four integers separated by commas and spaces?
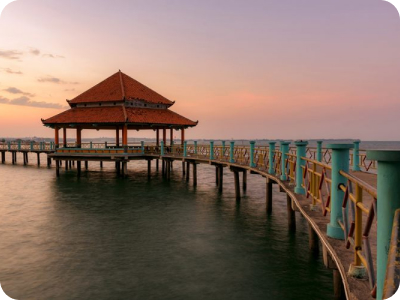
77, 161, 81, 176
47, 157, 51, 167
217, 165, 224, 191
85, 161, 88, 170
333, 270, 346, 300
192, 162, 197, 186
1, 152, 5, 164
243, 170, 247, 191
266, 178, 273, 214
56, 160, 60, 177
186, 161, 190, 182
147, 160, 151, 178
231, 167, 241, 201
287, 194, 296, 231
100, 161, 103, 168
37, 153, 41, 166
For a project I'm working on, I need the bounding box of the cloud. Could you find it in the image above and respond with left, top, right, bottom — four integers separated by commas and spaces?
0, 96, 9, 103
29, 48, 40, 56
0, 49, 23, 60
38, 76, 79, 85
42, 53, 65, 59
1, 68, 23, 74
0, 95, 66, 109
3, 87, 35, 97
64, 88, 76, 92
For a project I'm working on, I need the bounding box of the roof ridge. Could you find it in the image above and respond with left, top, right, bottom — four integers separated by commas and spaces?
119, 70, 125, 100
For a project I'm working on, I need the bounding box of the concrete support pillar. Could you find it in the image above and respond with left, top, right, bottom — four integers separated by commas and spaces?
333, 269, 346, 300
100, 161, 103, 168
316, 140, 323, 162
268, 141, 276, 174
287, 194, 296, 231
192, 162, 197, 186
243, 170, 247, 191
352, 141, 361, 171
47, 157, 51, 167
210, 141, 214, 160
326, 144, 353, 240
77, 161, 81, 176
230, 141, 235, 163
186, 161, 190, 182
37, 153, 40, 166
218, 165, 223, 192
294, 141, 308, 195
233, 169, 240, 201
250, 141, 256, 167
1, 152, 5, 164
280, 141, 290, 181
367, 150, 400, 300
266, 178, 273, 214
56, 160, 60, 177
85, 161, 88, 170
147, 160, 151, 178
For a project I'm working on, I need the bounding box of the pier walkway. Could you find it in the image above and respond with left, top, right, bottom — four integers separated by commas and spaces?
0, 140, 398, 300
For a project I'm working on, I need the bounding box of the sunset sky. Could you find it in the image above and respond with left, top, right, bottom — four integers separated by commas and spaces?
0, 0, 399, 140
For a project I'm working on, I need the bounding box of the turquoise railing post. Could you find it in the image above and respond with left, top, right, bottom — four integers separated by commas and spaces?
141, 141, 145, 154
280, 141, 290, 181
230, 141, 235, 163
18, 140, 21, 151
222, 141, 226, 159
250, 141, 256, 167
352, 140, 361, 171
183, 141, 187, 157
294, 141, 308, 194
90, 141, 93, 149
161, 141, 165, 156
210, 141, 214, 160
268, 141, 276, 174
326, 144, 353, 240
366, 150, 400, 300
194, 141, 198, 156
105, 141, 108, 148
8, 141, 11, 150
41, 142, 44, 151
30, 141, 34, 151
316, 140, 323, 162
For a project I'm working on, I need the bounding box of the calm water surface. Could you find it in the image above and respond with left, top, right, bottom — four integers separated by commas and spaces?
0, 152, 333, 300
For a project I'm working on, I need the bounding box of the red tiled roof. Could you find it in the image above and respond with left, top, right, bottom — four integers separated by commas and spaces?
68, 71, 174, 106
42, 106, 197, 126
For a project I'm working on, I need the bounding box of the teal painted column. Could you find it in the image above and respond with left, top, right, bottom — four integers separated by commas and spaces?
250, 141, 256, 167
268, 142, 276, 174
230, 141, 235, 163
222, 141, 226, 159
183, 141, 187, 157
316, 140, 323, 162
8, 142, 10, 150
294, 141, 308, 194
90, 141, 93, 149
326, 144, 353, 240
352, 141, 361, 171
367, 150, 400, 300
18, 140, 21, 151
30, 141, 34, 151
161, 141, 164, 156
194, 141, 198, 155
141, 141, 145, 154
210, 141, 214, 160
105, 141, 108, 148
280, 141, 290, 181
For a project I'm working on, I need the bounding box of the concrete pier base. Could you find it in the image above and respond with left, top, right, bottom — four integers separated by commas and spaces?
287, 194, 296, 231
266, 179, 273, 214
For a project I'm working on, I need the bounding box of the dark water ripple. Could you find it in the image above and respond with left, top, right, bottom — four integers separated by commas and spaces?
0, 153, 333, 300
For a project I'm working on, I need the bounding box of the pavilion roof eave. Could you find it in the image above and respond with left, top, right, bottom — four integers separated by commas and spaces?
42, 121, 197, 129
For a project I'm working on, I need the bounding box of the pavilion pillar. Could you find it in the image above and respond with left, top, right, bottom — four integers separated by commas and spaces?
55, 127, 60, 149
122, 124, 128, 152
63, 127, 67, 147
76, 128, 82, 148
116, 127, 120, 147
170, 128, 173, 146
156, 129, 160, 171
181, 128, 185, 172
163, 128, 167, 146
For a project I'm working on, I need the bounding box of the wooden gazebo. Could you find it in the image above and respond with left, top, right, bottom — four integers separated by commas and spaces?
42, 70, 198, 149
